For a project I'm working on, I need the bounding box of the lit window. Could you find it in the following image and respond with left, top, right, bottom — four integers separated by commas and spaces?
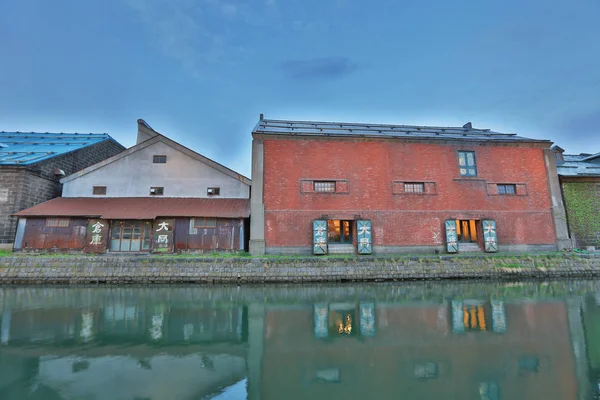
314, 181, 336, 192
404, 183, 424, 193
150, 187, 164, 195
93, 186, 106, 195
153, 155, 167, 164
458, 151, 477, 177
194, 217, 217, 228
46, 218, 70, 227
497, 184, 516, 195
207, 187, 220, 196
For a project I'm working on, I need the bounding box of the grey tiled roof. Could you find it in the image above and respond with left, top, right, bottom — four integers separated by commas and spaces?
252, 119, 550, 143
558, 153, 600, 177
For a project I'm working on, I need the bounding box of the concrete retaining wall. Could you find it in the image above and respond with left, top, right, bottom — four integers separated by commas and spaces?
0, 253, 599, 284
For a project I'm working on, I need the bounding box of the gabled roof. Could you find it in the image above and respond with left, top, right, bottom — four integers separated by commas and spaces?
14, 197, 250, 219
61, 120, 251, 185
252, 118, 551, 144
558, 153, 600, 177
0, 132, 117, 166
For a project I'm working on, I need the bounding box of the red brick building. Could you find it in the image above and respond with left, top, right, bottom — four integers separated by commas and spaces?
249, 117, 571, 255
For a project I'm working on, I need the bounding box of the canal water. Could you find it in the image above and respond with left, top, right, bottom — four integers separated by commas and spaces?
0, 281, 599, 400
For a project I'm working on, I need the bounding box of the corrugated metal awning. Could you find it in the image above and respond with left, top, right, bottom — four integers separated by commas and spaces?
14, 197, 250, 219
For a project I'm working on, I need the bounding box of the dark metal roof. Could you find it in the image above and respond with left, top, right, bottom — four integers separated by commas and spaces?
14, 197, 250, 219
0, 132, 115, 165
252, 118, 550, 143
558, 153, 600, 177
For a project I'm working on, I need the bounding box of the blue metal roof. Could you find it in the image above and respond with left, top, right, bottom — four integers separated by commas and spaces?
0, 132, 112, 166
558, 153, 600, 177
252, 118, 550, 143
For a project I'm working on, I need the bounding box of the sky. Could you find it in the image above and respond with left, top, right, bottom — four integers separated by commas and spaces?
1, 0, 599, 177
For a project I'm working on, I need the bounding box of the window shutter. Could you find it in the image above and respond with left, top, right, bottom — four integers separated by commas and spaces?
357, 220, 372, 254
359, 302, 376, 337
313, 220, 328, 255
445, 220, 458, 253
483, 220, 498, 252
314, 303, 329, 338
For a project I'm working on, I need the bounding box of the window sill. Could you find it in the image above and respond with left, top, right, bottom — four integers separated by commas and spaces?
393, 193, 437, 196
453, 177, 485, 181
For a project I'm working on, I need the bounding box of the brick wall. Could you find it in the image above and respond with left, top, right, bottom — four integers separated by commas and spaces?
263, 139, 556, 251
0, 139, 125, 245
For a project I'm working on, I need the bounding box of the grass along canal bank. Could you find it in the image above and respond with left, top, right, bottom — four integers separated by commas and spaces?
0, 252, 599, 284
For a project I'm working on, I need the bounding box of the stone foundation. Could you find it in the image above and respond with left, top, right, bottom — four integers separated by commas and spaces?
0, 253, 598, 284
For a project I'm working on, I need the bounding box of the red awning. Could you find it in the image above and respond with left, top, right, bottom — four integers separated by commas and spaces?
14, 197, 250, 219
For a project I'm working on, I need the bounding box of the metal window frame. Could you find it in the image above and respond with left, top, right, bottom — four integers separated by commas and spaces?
497, 184, 516, 195
193, 217, 217, 229
153, 155, 167, 164
457, 151, 477, 177
404, 182, 425, 193
92, 186, 107, 195
314, 181, 336, 193
110, 220, 152, 252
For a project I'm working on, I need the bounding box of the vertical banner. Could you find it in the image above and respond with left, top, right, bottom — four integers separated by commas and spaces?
491, 300, 506, 333
357, 220, 373, 255
153, 219, 174, 253
445, 220, 459, 253
313, 220, 328, 255
84, 219, 109, 253
314, 303, 329, 339
451, 300, 465, 333
359, 302, 376, 337
483, 220, 499, 252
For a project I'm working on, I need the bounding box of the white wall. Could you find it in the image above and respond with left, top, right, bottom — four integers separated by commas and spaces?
62, 141, 250, 198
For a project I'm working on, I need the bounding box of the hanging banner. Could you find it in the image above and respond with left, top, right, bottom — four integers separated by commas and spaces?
483, 220, 499, 252
357, 220, 372, 255
445, 220, 458, 253
313, 220, 328, 255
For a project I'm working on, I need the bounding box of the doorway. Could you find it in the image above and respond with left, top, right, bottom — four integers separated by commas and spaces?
456, 220, 478, 243
328, 220, 353, 244
110, 221, 152, 252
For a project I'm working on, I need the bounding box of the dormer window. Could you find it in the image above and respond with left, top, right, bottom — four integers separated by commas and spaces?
207, 187, 220, 196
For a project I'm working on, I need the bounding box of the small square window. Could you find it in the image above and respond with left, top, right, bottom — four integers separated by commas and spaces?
93, 186, 107, 195
207, 187, 220, 196
150, 187, 164, 196
458, 151, 477, 177
404, 183, 424, 193
46, 218, 70, 228
497, 184, 516, 195
194, 217, 217, 228
153, 155, 167, 164
314, 181, 336, 193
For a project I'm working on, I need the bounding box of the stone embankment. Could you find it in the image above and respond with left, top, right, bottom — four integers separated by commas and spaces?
0, 253, 599, 284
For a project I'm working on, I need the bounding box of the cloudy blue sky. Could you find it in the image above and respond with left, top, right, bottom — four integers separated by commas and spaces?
1, 0, 599, 176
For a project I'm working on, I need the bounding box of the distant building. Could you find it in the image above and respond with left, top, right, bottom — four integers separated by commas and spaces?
250, 117, 571, 255
555, 146, 600, 249
0, 131, 125, 249
13, 120, 251, 253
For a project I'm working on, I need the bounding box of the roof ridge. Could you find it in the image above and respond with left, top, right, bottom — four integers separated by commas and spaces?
261, 118, 495, 132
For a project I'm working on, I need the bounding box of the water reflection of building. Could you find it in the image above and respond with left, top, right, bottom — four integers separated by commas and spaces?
260, 300, 579, 400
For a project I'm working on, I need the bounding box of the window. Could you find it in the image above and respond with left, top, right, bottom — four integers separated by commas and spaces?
414, 362, 438, 379
458, 151, 477, 177
207, 187, 220, 196
46, 218, 70, 227
314, 181, 336, 192
328, 220, 352, 243
149, 187, 164, 195
194, 217, 217, 228
153, 155, 167, 164
316, 368, 340, 383
404, 182, 424, 193
497, 184, 516, 195
93, 186, 106, 195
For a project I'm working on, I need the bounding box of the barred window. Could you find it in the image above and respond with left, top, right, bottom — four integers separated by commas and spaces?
404, 183, 425, 193
194, 217, 217, 228
497, 184, 516, 195
153, 155, 167, 164
93, 186, 106, 195
314, 181, 336, 193
46, 218, 70, 227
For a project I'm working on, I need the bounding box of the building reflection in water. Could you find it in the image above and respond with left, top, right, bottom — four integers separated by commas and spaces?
0, 285, 597, 400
